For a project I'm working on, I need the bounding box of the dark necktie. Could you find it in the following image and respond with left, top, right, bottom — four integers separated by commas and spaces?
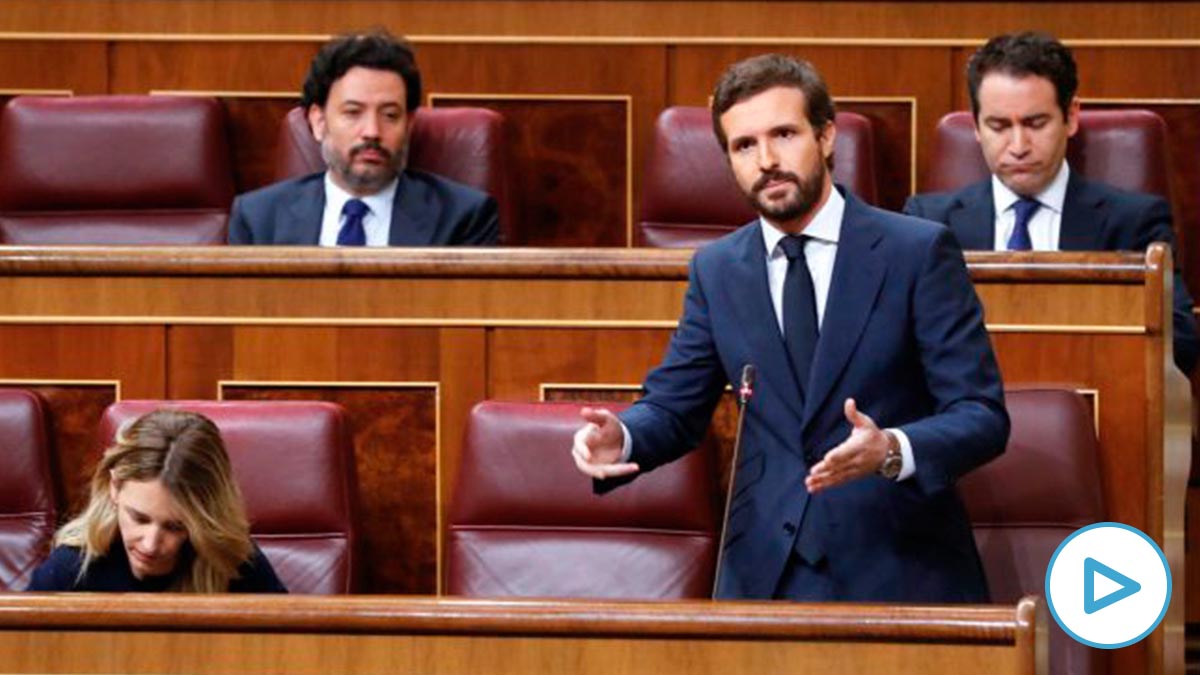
337, 198, 369, 247
779, 235, 819, 395
1006, 197, 1041, 251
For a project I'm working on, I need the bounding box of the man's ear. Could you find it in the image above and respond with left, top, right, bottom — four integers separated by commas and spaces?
1064, 96, 1081, 138
819, 121, 837, 162
307, 104, 328, 143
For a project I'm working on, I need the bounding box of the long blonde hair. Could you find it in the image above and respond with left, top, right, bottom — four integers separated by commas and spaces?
56, 409, 254, 592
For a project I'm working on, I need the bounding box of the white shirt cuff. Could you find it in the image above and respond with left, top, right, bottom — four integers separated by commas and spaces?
888, 427, 916, 481
619, 420, 633, 463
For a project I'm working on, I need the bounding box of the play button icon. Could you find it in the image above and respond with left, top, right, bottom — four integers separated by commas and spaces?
1083, 557, 1140, 614
1046, 522, 1170, 649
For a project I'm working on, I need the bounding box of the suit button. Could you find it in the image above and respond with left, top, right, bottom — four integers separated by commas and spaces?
783, 523, 796, 535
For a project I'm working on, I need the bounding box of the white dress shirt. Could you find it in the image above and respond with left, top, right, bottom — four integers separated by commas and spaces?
991, 161, 1070, 251
318, 173, 399, 247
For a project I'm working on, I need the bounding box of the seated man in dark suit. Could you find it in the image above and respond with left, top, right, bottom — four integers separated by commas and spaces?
229, 30, 498, 247
905, 32, 1199, 374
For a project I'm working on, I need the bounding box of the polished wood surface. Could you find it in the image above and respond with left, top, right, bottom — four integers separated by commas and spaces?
0, 247, 1180, 672
0, 1, 1192, 39
0, 245, 1181, 675
0, 594, 1046, 675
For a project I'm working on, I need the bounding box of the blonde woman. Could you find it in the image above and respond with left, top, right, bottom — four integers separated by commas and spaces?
27, 409, 286, 592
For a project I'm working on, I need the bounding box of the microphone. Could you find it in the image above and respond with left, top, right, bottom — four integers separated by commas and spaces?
712, 364, 756, 599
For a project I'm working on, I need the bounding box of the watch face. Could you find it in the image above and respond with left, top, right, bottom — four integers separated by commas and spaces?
879, 455, 902, 480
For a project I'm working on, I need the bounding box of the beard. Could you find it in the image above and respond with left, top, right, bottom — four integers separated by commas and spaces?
322, 137, 407, 194
746, 162, 827, 223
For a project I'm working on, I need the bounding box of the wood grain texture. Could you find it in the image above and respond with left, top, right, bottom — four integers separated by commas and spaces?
223, 383, 438, 594
0, 247, 1172, 672
0, 0, 1192, 39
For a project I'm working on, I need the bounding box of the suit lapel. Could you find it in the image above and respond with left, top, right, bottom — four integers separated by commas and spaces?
724, 225, 806, 423
283, 176, 325, 245
946, 181, 995, 250
1058, 173, 1105, 251
389, 172, 439, 246
802, 195, 885, 429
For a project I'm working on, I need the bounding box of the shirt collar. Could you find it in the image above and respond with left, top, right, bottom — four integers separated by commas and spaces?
991, 160, 1070, 216
324, 173, 400, 217
760, 184, 845, 257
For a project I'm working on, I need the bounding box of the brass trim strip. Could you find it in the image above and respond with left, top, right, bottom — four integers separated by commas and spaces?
429, 92, 635, 247
151, 89, 298, 98
0, 316, 684, 328
9, 33, 1200, 48
985, 324, 1146, 334
0, 88, 72, 96
218, 379, 443, 594
0, 378, 121, 400
0, 316, 1150, 333
1084, 97, 1200, 106
538, 382, 641, 401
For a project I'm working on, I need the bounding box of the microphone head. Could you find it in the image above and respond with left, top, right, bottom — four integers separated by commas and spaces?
738, 364, 756, 403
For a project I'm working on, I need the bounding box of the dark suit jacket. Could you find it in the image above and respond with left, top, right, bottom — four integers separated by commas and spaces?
228, 169, 499, 246
613, 190, 1009, 602
904, 174, 1200, 375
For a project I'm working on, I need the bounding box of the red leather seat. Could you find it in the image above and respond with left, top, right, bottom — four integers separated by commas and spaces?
960, 388, 1106, 675
99, 400, 359, 594
925, 109, 1170, 198
638, 107, 879, 248
273, 105, 513, 243
446, 401, 719, 599
0, 389, 55, 591
0, 96, 235, 244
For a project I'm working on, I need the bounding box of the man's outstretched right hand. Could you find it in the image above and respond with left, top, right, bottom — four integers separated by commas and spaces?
570, 406, 640, 479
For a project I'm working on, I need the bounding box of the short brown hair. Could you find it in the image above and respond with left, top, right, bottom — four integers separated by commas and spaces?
711, 53, 836, 151
967, 32, 1077, 123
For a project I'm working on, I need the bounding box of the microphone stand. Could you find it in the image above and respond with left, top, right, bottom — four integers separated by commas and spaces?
712, 364, 755, 599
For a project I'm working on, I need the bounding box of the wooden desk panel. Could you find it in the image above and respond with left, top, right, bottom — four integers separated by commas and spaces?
0, 595, 1045, 675
0, 246, 1180, 674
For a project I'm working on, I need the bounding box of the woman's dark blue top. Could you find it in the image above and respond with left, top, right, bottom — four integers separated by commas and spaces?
26, 539, 288, 593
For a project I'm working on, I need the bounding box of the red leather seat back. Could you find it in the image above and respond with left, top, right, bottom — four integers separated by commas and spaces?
0, 95, 234, 244
273, 105, 513, 242
447, 401, 718, 599
960, 388, 1106, 675
99, 400, 359, 594
926, 109, 1170, 199
0, 389, 55, 591
638, 107, 878, 248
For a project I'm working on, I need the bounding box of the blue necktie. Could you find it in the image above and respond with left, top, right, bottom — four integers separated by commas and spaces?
780, 235, 818, 396
337, 198, 369, 247
1007, 197, 1041, 251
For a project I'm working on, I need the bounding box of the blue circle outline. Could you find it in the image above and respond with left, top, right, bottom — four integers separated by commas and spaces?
1044, 521, 1172, 650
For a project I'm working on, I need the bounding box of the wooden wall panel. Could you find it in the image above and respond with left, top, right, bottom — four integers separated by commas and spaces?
222, 384, 438, 595
0, 41, 106, 95
166, 325, 487, 594
836, 100, 914, 209
19, 384, 118, 516
222, 97, 301, 192
0, 1, 1197, 40
434, 96, 629, 246
109, 41, 316, 94
421, 44, 666, 247
670, 45, 952, 201
0, 325, 165, 516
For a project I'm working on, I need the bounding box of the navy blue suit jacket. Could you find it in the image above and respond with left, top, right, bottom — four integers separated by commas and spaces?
614, 191, 1009, 602
228, 169, 499, 246
904, 174, 1200, 375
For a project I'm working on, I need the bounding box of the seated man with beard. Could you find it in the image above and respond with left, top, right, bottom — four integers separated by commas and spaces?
229, 30, 498, 247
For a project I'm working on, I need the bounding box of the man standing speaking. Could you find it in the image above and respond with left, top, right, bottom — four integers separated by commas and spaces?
572, 54, 1009, 602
